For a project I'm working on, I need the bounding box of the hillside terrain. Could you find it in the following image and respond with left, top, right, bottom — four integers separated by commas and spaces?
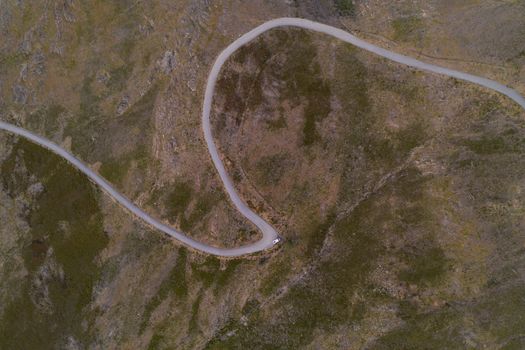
1, 1, 525, 349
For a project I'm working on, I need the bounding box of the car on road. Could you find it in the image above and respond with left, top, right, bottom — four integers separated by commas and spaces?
272, 237, 281, 245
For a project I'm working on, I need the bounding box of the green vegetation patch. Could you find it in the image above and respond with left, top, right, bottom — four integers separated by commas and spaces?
216, 70, 244, 118
215, 259, 243, 293
163, 181, 194, 220
277, 30, 332, 145
151, 178, 223, 234
26, 104, 66, 136
181, 192, 220, 231
206, 160, 457, 349
0, 52, 30, 70
206, 191, 385, 349
147, 331, 166, 350
463, 135, 518, 155
372, 302, 464, 349
371, 86, 525, 348
99, 144, 149, 185
67, 68, 161, 182
334, 0, 355, 17
140, 248, 188, 332
373, 282, 525, 349
304, 209, 337, 257
259, 260, 292, 297
392, 16, 423, 42
206, 35, 443, 348
191, 256, 221, 288
216, 36, 273, 126
220, 29, 332, 146
188, 292, 204, 333
254, 153, 290, 186
185, 258, 244, 334
107, 64, 134, 92
394, 118, 427, 155
399, 246, 449, 286
199, 19, 525, 350
332, 43, 429, 207
91, 83, 161, 188
265, 114, 287, 131
0, 139, 108, 349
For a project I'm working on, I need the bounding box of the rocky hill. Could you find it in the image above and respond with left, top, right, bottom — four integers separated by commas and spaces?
1, 1, 524, 349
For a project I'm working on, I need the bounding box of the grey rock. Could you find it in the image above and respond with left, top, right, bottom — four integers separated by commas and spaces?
20, 30, 32, 54
27, 182, 44, 197
64, 336, 81, 350
139, 17, 154, 35
32, 51, 45, 75
19, 63, 28, 81
12, 84, 27, 104
159, 50, 177, 74
117, 95, 130, 115
97, 70, 110, 84
51, 41, 64, 56
62, 0, 76, 23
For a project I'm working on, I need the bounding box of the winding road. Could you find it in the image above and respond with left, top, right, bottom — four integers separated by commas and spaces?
1, 18, 525, 257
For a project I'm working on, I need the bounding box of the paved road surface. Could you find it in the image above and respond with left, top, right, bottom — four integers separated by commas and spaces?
2, 18, 524, 256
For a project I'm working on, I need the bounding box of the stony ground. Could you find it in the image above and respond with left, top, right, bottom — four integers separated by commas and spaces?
1, 1, 525, 349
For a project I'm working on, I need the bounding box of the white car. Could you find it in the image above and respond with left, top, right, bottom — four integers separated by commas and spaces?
272, 237, 281, 245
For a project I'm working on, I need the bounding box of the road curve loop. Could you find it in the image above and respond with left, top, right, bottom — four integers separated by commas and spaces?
1, 18, 525, 257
